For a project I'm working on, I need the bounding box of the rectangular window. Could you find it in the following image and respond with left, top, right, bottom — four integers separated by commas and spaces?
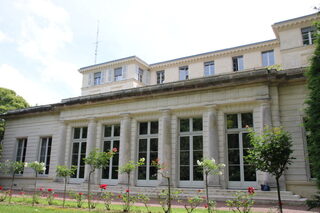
94, 72, 101, 85
156, 71, 165, 84
226, 113, 256, 184
114, 67, 123, 81
138, 68, 144, 83
179, 66, 189, 80
39, 137, 52, 175
179, 118, 203, 183
204, 61, 215, 76
137, 121, 158, 182
302, 26, 316, 45
262, 50, 275, 67
16, 138, 27, 174
232, 56, 244, 71
71, 127, 87, 179
102, 124, 120, 180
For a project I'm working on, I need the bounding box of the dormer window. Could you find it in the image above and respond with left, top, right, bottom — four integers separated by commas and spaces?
114, 67, 123, 81
204, 61, 215, 76
94, 72, 101, 85
138, 68, 144, 82
301, 26, 316, 45
262, 50, 274, 67
232, 56, 244, 71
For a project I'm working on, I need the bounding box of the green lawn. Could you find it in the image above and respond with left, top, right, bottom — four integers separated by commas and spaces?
0, 197, 231, 213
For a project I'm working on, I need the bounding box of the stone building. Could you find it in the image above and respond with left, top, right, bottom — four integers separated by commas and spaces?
0, 13, 319, 199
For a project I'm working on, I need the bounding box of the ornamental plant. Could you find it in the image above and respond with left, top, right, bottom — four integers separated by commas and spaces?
101, 190, 114, 210
118, 190, 137, 212
151, 158, 174, 213
0, 160, 25, 203
197, 158, 225, 213
27, 161, 46, 206
46, 188, 55, 205
69, 191, 84, 208
181, 195, 204, 213
137, 194, 151, 213
83, 148, 117, 211
226, 187, 255, 213
158, 189, 182, 213
56, 165, 77, 207
119, 157, 145, 212
245, 127, 294, 213
0, 186, 8, 202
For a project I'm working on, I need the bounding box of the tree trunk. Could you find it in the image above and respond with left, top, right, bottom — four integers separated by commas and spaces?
126, 172, 130, 212
88, 170, 93, 211
276, 177, 283, 213
167, 176, 171, 213
9, 173, 15, 204
63, 177, 67, 208
205, 172, 210, 213
32, 172, 38, 206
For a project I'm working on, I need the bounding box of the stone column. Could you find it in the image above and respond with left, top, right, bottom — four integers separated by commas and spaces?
204, 105, 220, 186
84, 118, 97, 182
159, 109, 172, 185
54, 121, 67, 181
94, 121, 103, 184
118, 114, 131, 185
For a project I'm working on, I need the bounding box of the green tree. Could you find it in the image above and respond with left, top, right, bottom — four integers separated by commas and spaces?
83, 148, 116, 211
305, 21, 320, 210
56, 165, 77, 207
245, 127, 294, 213
119, 158, 145, 212
0, 87, 29, 142
0, 160, 25, 203
197, 158, 225, 213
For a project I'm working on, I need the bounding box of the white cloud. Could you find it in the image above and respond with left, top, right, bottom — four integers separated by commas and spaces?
0, 64, 61, 105
0, 31, 13, 43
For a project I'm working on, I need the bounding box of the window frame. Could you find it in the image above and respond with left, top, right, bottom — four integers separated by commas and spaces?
232, 56, 244, 72
38, 137, 52, 175
136, 121, 159, 186
261, 50, 275, 67
156, 70, 165, 84
179, 66, 189, 80
70, 127, 87, 182
101, 124, 121, 185
114, 67, 123, 81
301, 26, 316, 46
204, 61, 215, 76
138, 68, 144, 83
15, 138, 28, 174
94, 72, 101, 85
178, 117, 203, 187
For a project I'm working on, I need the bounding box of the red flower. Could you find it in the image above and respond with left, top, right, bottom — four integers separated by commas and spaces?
39, 187, 44, 191
99, 184, 108, 190
19, 191, 25, 195
112, 147, 118, 152
47, 188, 53, 192
126, 189, 129, 193
118, 194, 122, 198
79, 192, 84, 195
197, 189, 202, 193
204, 204, 208, 208
247, 187, 255, 194
0, 186, 3, 190
54, 194, 59, 197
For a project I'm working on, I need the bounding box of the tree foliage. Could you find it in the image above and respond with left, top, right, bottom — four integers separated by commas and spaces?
0, 87, 29, 142
245, 127, 294, 213
305, 22, 320, 189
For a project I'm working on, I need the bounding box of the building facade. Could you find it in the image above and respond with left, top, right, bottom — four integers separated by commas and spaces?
1, 13, 319, 198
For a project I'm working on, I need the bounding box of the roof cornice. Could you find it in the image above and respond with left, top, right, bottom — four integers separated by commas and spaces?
2, 67, 306, 118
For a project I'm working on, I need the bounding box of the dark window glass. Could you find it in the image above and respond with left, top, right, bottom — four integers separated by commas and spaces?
150, 138, 158, 151
151, 121, 158, 134
104, 126, 112, 137
241, 113, 253, 128
227, 114, 238, 129
114, 125, 120, 137
180, 136, 189, 150
180, 119, 189, 132
180, 166, 189, 180
193, 118, 202, 131
244, 166, 256, 181
228, 134, 239, 148
193, 166, 203, 181
229, 166, 241, 181
138, 166, 146, 179
82, 127, 88, 139
139, 122, 148, 135
139, 139, 147, 152
74, 128, 80, 139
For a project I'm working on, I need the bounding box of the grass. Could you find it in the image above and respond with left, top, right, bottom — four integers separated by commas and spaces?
0, 196, 231, 213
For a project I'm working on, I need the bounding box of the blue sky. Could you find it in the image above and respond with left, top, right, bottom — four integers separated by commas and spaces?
0, 0, 317, 105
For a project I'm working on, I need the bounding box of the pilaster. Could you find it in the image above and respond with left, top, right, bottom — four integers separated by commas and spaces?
118, 113, 131, 185
84, 118, 97, 182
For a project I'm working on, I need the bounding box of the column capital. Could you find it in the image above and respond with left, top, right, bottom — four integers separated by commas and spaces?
205, 104, 218, 112
87, 118, 97, 124
160, 109, 171, 115
120, 113, 131, 119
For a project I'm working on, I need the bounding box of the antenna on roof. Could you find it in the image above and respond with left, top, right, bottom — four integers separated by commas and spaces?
94, 20, 100, 64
